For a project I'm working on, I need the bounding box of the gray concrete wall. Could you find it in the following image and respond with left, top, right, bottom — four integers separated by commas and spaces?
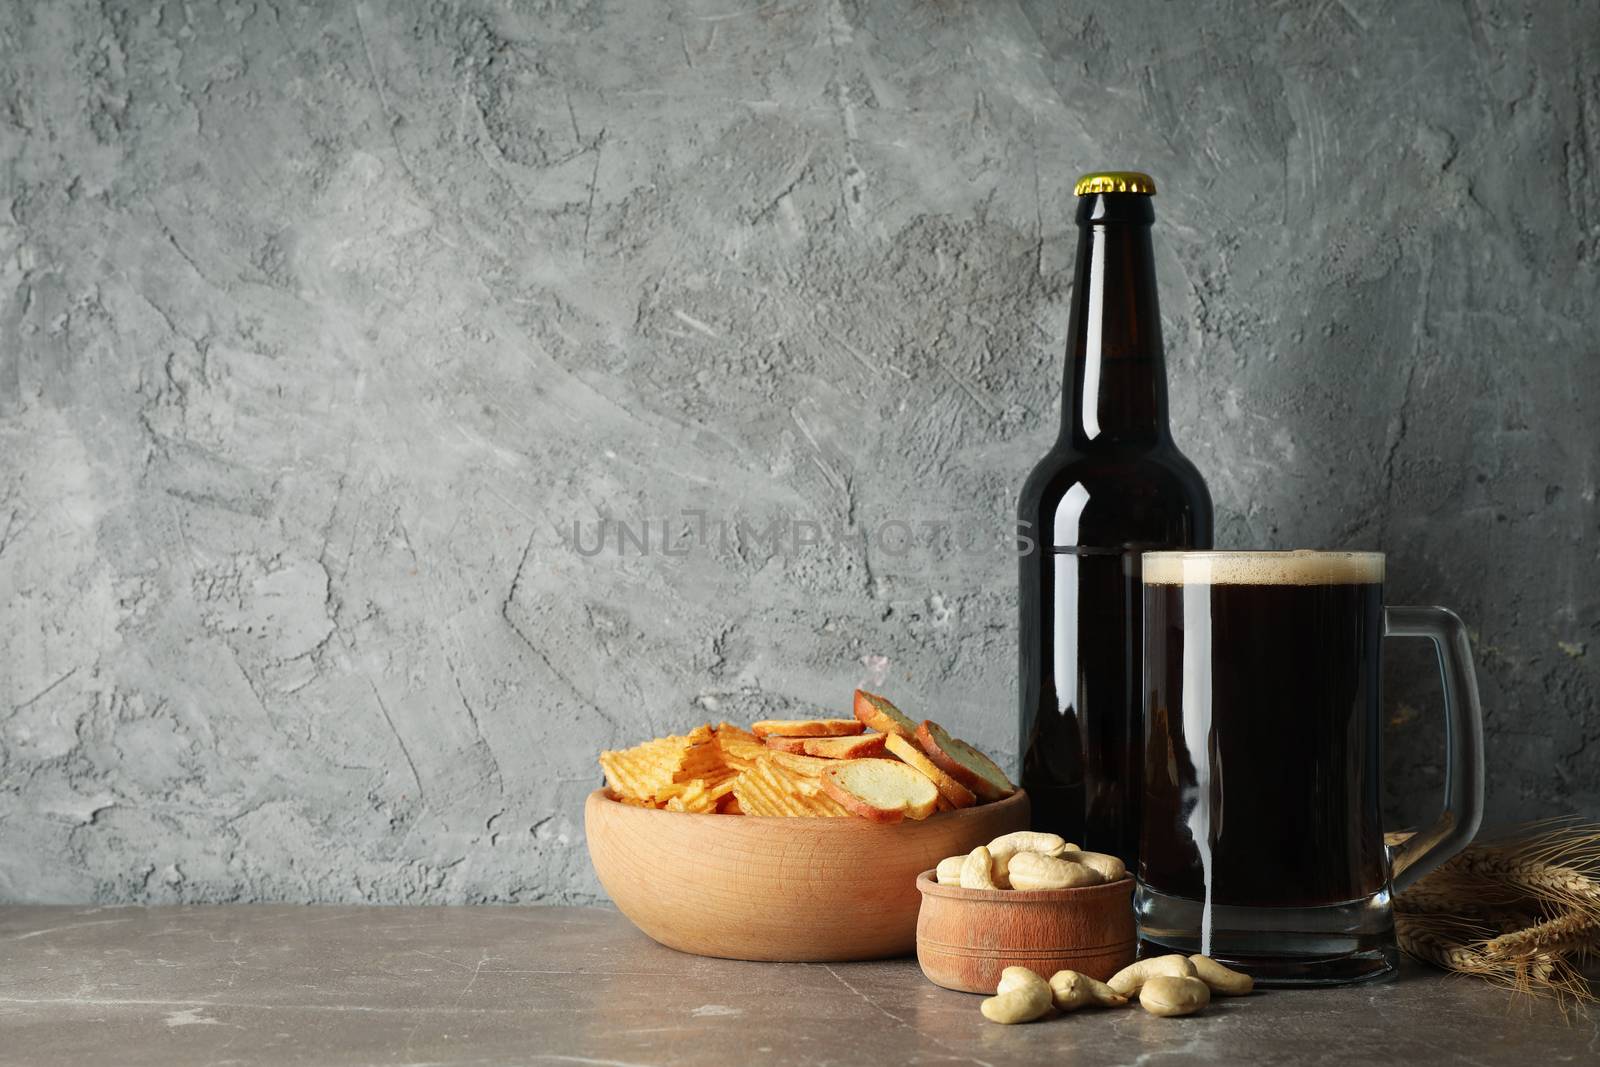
1, 0, 1595, 905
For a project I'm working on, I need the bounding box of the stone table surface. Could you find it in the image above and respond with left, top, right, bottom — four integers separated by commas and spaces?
0, 905, 1595, 1066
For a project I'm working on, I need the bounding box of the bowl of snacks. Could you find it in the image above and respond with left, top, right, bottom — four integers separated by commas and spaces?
585, 691, 1030, 962
914, 832, 1138, 992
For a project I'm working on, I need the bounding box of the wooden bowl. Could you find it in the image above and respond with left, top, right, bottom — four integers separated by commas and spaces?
915, 870, 1136, 992
584, 788, 1029, 962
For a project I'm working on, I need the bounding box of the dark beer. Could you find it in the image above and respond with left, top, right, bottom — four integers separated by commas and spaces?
1135, 553, 1486, 986
1018, 172, 1213, 864
1140, 553, 1389, 910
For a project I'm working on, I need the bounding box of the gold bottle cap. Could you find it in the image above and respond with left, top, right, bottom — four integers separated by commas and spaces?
1073, 171, 1157, 196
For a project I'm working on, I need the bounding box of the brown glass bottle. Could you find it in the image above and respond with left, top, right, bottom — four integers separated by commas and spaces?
1018, 173, 1213, 865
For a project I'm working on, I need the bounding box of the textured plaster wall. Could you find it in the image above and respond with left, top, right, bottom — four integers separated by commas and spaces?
1, 0, 1596, 905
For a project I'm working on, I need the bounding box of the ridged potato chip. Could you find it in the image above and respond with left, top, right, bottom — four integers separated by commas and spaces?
663, 779, 719, 813
732, 759, 849, 818
712, 723, 769, 770
599, 725, 719, 806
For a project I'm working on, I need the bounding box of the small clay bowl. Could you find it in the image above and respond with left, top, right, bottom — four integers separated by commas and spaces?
915, 870, 1136, 992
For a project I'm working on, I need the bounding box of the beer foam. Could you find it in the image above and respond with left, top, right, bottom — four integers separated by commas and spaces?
1141, 550, 1384, 586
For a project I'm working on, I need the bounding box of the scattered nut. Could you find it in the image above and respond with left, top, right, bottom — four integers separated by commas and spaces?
960, 846, 997, 890
1189, 955, 1253, 996
1048, 970, 1127, 1010
1139, 975, 1211, 1017
995, 965, 1043, 995
1007, 852, 1103, 890
981, 966, 1053, 1024
1107, 954, 1197, 997
977, 961, 1244, 1025
935, 855, 966, 885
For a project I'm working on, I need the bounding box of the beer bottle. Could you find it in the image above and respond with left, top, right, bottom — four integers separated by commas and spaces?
1018, 172, 1213, 865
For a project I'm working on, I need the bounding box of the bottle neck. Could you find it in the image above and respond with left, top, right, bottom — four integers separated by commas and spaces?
1059, 194, 1171, 450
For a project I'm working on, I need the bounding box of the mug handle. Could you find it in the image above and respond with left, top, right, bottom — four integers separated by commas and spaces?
1382, 605, 1486, 893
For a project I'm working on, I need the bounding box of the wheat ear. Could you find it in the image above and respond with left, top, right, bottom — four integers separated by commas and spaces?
1483, 911, 1600, 960
1397, 922, 1498, 974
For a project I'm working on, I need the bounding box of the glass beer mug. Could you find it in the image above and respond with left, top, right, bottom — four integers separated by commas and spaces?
1136, 551, 1485, 984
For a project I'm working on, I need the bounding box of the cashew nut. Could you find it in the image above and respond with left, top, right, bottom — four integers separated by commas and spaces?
1068, 850, 1127, 883
1189, 955, 1253, 996
987, 830, 1068, 859
1007, 851, 1103, 890
995, 965, 1044, 995
1139, 975, 1211, 1017
1107, 954, 1197, 997
986, 831, 1068, 886
935, 855, 965, 885
981, 966, 1053, 1024
960, 846, 997, 890
1048, 970, 1127, 1010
